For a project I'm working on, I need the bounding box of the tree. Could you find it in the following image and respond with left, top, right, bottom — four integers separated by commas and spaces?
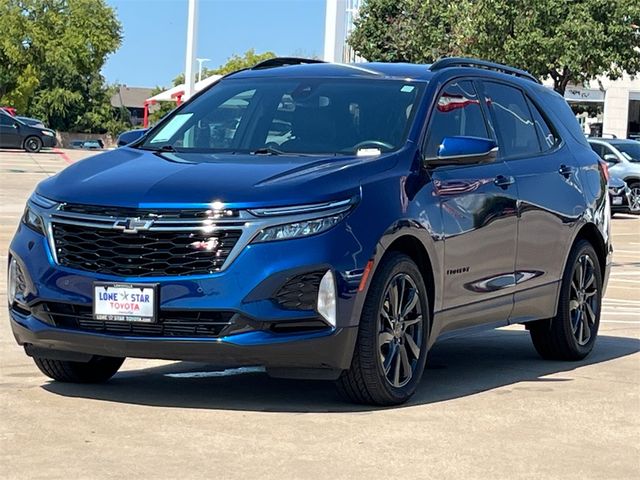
349, 0, 464, 63
349, 0, 640, 95
148, 49, 276, 125
0, 0, 122, 130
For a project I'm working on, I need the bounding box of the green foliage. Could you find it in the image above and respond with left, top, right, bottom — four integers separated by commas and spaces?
350, 0, 640, 94
0, 0, 123, 131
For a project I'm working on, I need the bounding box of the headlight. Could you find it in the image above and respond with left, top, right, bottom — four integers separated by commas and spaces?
41, 130, 55, 137
22, 205, 45, 233
253, 213, 345, 242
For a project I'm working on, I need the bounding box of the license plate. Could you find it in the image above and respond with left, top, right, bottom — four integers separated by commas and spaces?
93, 283, 157, 322
612, 196, 623, 205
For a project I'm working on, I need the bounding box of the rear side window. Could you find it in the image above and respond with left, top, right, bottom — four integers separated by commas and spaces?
425, 80, 489, 156
528, 99, 560, 151
482, 82, 540, 158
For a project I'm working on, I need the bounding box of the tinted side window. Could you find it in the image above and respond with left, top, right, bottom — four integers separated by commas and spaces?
0, 114, 13, 126
528, 99, 560, 151
590, 143, 605, 159
483, 82, 540, 158
425, 80, 489, 157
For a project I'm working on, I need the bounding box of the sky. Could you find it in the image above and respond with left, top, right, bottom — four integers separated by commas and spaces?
102, 0, 326, 88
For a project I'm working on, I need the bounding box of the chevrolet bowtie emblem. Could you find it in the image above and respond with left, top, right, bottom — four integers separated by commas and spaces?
113, 217, 154, 234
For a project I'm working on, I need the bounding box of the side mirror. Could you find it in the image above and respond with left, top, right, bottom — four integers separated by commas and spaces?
426, 136, 498, 167
12, 121, 20, 129
603, 153, 618, 163
117, 128, 148, 147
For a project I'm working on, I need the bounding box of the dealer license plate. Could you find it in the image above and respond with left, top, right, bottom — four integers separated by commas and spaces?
93, 282, 157, 322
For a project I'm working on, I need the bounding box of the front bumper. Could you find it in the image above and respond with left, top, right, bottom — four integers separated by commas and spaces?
41, 135, 57, 148
8, 209, 371, 374
10, 309, 357, 376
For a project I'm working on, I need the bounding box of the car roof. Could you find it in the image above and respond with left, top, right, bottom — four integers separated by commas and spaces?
224, 60, 549, 95
229, 62, 436, 82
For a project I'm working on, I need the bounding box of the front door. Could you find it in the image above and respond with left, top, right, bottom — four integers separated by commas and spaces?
0, 114, 22, 148
425, 80, 518, 331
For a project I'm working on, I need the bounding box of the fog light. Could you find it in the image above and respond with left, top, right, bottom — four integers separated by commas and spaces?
7, 256, 31, 307
8, 257, 19, 306
317, 270, 337, 328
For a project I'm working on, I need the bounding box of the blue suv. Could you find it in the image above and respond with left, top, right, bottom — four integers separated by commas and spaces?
8, 58, 611, 405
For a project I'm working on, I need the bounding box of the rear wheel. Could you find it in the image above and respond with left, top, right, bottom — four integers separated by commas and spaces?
32, 355, 124, 383
529, 240, 602, 360
337, 253, 430, 405
24, 136, 42, 153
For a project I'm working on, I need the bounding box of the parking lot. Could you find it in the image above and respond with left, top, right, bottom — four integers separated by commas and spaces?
0, 148, 638, 479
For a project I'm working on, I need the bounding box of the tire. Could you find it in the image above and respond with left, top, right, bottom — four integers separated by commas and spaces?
32, 355, 124, 383
627, 182, 640, 214
529, 239, 602, 360
24, 136, 42, 153
337, 252, 430, 405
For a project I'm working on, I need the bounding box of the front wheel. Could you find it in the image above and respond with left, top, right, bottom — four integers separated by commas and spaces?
24, 136, 42, 153
529, 240, 602, 360
32, 355, 125, 383
627, 182, 640, 214
337, 252, 430, 405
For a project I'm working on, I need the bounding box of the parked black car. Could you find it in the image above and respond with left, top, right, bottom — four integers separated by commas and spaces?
608, 175, 634, 215
0, 112, 56, 152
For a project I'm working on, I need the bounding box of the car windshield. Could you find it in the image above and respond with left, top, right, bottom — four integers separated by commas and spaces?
612, 141, 640, 162
141, 77, 425, 156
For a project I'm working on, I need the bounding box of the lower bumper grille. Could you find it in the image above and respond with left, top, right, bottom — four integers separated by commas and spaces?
32, 302, 241, 338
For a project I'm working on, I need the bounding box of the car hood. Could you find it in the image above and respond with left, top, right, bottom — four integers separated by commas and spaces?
37, 147, 401, 208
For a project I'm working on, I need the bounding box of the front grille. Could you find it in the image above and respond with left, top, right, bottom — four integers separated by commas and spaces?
274, 271, 324, 310
52, 223, 242, 277
33, 302, 242, 338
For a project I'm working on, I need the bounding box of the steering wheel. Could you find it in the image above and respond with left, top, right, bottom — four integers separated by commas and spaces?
351, 140, 395, 151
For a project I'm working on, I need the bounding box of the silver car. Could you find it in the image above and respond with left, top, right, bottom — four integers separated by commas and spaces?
588, 138, 640, 214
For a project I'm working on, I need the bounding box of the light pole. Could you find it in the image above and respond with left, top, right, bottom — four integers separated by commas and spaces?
184, 0, 199, 100
196, 58, 211, 82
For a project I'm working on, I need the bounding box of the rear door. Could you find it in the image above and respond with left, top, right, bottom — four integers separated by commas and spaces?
478, 80, 585, 322
0, 113, 22, 148
425, 79, 518, 331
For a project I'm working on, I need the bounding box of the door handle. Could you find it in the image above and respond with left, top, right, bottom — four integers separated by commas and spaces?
558, 164, 575, 178
494, 175, 515, 189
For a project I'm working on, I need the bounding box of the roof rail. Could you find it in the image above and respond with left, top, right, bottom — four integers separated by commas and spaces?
429, 57, 541, 84
252, 57, 326, 70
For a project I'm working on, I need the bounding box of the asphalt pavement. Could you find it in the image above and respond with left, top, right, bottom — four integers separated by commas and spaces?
0, 148, 638, 479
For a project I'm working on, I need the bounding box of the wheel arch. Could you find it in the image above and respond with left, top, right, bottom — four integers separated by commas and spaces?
353, 224, 441, 331
571, 222, 608, 279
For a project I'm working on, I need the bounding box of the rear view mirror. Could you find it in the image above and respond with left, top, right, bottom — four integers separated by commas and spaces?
426, 136, 498, 167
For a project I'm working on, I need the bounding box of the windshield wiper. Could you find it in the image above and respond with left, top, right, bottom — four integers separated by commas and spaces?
252, 146, 285, 156
136, 144, 177, 153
